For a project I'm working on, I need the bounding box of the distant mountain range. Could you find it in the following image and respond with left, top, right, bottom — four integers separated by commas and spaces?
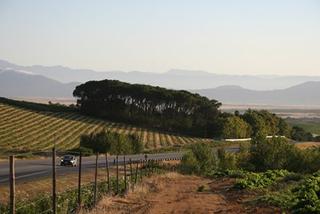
0, 70, 78, 98
0, 59, 319, 106
1, 59, 320, 90
193, 82, 320, 106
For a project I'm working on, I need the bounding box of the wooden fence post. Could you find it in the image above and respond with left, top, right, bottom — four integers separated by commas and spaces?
151, 160, 154, 174
124, 156, 127, 193
134, 161, 139, 184
116, 155, 119, 194
93, 152, 99, 207
9, 155, 15, 214
105, 153, 110, 192
144, 155, 148, 176
77, 151, 82, 210
129, 159, 133, 183
52, 148, 56, 214
139, 159, 143, 179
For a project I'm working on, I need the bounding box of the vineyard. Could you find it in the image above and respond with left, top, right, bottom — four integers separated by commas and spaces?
0, 103, 212, 153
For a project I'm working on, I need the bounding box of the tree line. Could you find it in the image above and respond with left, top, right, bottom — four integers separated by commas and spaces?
222, 110, 290, 139
222, 109, 318, 141
73, 79, 314, 141
73, 79, 222, 137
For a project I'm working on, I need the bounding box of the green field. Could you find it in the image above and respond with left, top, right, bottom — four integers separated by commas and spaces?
0, 102, 212, 153
286, 118, 320, 135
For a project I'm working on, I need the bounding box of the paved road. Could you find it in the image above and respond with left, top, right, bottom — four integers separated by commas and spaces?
0, 147, 240, 185
0, 152, 183, 184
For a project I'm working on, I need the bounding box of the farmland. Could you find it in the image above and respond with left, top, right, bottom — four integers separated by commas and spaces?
286, 117, 320, 135
0, 102, 211, 153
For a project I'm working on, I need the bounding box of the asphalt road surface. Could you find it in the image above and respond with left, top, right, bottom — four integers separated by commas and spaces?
0, 152, 183, 184
0, 147, 240, 185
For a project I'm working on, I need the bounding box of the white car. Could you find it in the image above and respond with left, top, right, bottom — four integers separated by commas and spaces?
60, 155, 78, 167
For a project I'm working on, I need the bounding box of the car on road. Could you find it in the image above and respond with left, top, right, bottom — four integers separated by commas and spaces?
60, 155, 78, 167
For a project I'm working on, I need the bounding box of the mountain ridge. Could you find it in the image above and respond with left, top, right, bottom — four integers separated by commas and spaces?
193, 81, 320, 106
1, 59, 320, 90
0, 69, 78, 98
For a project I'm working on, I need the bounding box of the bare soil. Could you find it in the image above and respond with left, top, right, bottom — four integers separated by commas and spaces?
88, 172, 281, 214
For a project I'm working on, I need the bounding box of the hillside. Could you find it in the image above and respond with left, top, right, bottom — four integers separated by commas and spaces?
0, 70, 77, 98
193, 82, 320, 106
0, 102, 211, 153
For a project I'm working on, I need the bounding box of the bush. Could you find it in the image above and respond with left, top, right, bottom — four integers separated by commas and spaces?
287, 148, 320, 173
80, 130, 144, 156
180, 143, 217, 175
234, 170, 290, 189
217, 148, 237, 170
249, 137, 296, 171
291, 173, 320, 213
256, 191, 296, 210
206, 169, 248, 179
291, 126, 314, 142
180, 151, 200, 174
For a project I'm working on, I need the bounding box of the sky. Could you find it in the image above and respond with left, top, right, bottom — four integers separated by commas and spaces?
0, 0, 320, 75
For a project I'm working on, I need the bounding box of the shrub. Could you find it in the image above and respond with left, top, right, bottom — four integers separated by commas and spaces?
256, 191, 296, 210
180, 151, 200, 174
217, 148, 237, 170
180, 143, 217, 175
234, 170, 290, 189
287, 148, 320, 173
291, 126, 314, 142
291, 173, 320, 213
249, 137, 296, 171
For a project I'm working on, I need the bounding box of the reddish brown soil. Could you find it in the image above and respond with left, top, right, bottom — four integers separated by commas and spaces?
87, 172, 281, 214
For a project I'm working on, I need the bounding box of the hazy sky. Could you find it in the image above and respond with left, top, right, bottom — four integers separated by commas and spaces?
0, 0, 320, 75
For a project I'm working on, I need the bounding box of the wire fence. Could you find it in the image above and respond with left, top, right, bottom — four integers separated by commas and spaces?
0, 149, 181, 214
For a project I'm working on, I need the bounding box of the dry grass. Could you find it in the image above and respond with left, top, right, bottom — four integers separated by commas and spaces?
295, 142, 320, 149
0, 166, 130, 203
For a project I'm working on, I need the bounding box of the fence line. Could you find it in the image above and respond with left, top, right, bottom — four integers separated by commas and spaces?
9, 155, 15, 214
52, 147, 57, 214
0, 152, 182, 213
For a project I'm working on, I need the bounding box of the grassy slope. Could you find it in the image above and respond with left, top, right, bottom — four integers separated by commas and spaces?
0, 102, 212, 153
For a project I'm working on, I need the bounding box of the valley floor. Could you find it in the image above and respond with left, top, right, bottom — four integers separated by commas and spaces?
87, 172, 280, 214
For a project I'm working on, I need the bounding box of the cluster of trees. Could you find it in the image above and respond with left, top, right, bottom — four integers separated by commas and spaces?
181, 137, 320, 176
290, 126, 315, 142
73, 79, 314, 141
221, 109, 319, 142
246, 136, 320, 173
222, 110, 290, 139
73, 79, 221, 137
80, 130, 143, 155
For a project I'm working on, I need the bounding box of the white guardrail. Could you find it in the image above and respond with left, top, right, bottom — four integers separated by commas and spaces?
224, 135, 286, 142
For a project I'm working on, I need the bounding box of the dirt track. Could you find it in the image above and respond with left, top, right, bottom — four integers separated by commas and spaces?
88, 172, 280, 214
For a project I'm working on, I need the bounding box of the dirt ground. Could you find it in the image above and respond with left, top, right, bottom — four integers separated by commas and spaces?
87, 172, 280, 214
